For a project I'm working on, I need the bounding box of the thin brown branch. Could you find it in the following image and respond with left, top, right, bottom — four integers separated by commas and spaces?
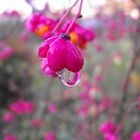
116, 6, 140, 122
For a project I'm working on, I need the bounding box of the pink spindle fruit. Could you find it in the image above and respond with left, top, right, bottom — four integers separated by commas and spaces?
38, 34, 84, 73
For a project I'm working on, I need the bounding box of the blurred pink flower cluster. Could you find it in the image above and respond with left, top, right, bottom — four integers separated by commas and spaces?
61, 20, 95, 49
99, 120, 120, 140
76, 80, 113, 117
0, 43, 14, 61
26, 13, 95, 49
3, 112, 15, 122
44, 131, 56, 140
9, 99, 35, 115
4, 135, 17, 140
48, 103, 57, 113
26, 13, 57, 39
132, 131, 140, 140
31, 118, 44, 127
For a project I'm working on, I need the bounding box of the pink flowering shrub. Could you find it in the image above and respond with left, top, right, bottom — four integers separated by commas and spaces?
0, 0, 140, 140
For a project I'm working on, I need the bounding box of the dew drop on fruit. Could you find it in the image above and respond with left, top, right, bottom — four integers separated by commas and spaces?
57, 69, 80, 87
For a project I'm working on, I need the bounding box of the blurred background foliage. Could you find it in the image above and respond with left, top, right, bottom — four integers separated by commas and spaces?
0, 0, 140, 140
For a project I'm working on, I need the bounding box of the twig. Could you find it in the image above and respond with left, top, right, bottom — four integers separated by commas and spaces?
116, 5, 140, 123
51, 0, 80, 34
66, 0, 83, 34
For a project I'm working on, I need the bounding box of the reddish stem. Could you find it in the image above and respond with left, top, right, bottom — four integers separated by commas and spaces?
51, 0, 80, 34
66, 0, 83, 34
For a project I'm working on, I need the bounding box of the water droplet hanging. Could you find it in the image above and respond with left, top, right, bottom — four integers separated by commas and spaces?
57, 69, 80, 87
